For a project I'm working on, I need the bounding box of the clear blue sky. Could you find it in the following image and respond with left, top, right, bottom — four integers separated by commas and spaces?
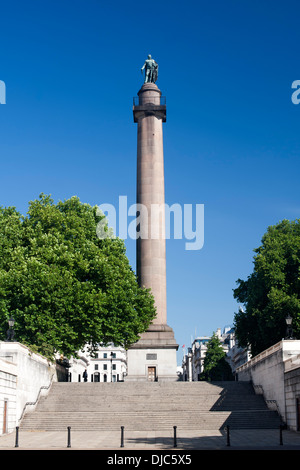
1, 0, 300, 364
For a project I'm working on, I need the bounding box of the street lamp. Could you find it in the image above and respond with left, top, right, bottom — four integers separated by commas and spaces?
6, 316, 15, 341
110, 351, 114, 382
285, 314, 294, 340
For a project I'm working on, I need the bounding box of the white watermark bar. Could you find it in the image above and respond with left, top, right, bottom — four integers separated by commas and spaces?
0, 80, 6, 104
291, 80, 300, 105
96, 196, 204, 251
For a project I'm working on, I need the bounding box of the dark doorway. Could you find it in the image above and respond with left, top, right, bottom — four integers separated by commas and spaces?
297, 398, 300, 431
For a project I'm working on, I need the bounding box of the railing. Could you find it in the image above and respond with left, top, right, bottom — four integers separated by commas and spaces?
133, 96, 166, 106
18, 374, 55, 423
253, 384, 264, 395
266, 399, 281, 414
253, 383, 283, 419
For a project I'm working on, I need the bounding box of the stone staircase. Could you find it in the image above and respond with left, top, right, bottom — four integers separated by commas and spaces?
20, 381, 282, 431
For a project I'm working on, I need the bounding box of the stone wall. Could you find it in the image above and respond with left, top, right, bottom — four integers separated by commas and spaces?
236, 340, 300, 429
284, 356, 300, 431
0, 342, 63, 434
0, 357, 17, 434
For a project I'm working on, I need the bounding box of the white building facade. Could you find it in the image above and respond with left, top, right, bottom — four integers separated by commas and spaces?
182, 326, 249, 381
0, 341, 65, 435
74, 344, 127, 383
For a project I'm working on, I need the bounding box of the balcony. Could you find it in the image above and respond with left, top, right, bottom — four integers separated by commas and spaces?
133, 96, 166, 123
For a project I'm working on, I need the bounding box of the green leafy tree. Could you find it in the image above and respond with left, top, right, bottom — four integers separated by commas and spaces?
233, 219, 300, 357
0, 194, 156, 358
200, 333, 233, 381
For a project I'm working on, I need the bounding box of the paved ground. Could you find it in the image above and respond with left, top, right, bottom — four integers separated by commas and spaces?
1, 428, 300, 450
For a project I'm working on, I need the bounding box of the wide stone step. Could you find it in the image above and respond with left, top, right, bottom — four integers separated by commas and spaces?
21, 410, 281, 431
40, 383, 254, 392
37, 401, 267, 412
20, 381, 282, 432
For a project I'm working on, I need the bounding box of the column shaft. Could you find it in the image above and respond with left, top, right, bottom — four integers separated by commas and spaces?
135, 84, 167, 325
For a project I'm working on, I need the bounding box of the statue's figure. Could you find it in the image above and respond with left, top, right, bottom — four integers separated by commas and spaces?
141, 55, 158, 83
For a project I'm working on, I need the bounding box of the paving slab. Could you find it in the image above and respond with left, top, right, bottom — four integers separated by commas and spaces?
1, 428, 300, 450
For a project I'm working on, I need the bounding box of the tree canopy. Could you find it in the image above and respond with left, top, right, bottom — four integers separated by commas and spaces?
0, 194, 156, 358
233, 219, 300, 357
200, 333, 233, 381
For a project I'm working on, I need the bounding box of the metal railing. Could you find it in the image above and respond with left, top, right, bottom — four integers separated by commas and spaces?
253, 383, 283, 417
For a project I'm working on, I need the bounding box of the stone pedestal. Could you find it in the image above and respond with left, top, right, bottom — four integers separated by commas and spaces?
126, 83, 178, 382
126, 324, 178, 381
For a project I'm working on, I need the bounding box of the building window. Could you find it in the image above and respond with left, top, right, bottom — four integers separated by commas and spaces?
103, 364, 107, 370
112, 364, 116, 370
104, 353, 107, 358
95, 364, 99, 370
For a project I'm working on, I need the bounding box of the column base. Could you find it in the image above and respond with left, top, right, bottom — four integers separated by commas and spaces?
126, 324, 179, 382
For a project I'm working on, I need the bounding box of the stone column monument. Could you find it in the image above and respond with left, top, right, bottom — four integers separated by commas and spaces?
126, 56, 178, 382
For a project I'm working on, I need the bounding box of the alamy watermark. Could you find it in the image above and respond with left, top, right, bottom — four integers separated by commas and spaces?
0, 80, 6, 104
291, 80, 300, 105
96, 196, 204, 251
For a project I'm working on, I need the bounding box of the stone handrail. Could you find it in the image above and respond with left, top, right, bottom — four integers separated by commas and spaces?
19, 374, 55, 423
236, 341, 283, 373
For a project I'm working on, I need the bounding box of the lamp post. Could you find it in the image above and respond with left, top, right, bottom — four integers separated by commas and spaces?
285, 314, 294, 340
110, 351, 114, 382
6, 316, 15, 341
